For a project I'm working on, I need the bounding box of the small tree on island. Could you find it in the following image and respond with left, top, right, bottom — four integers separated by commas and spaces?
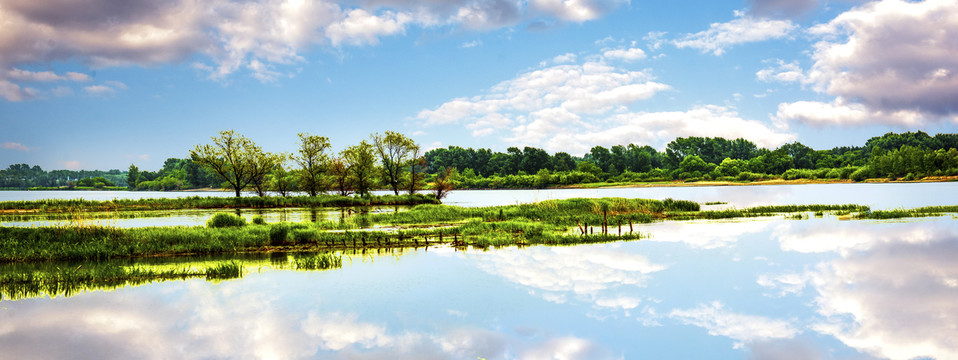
190, 130, 264, 197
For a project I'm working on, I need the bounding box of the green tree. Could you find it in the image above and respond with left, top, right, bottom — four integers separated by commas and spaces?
127, 164, 140, 189
294, 133, 331, 196
407, 145, 426, 195
372, 131, 418, 195
433, 167, 457, 199
343, 141, 378, 196
552, 152, 576, 172
329, 158, 352, 196
268, 161, 296, 197
190, 130, 262, 197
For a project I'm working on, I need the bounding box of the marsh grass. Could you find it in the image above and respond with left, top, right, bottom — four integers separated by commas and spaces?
294, 253, 343, 270
0, 194, 439, 213
0, 261, 244, 300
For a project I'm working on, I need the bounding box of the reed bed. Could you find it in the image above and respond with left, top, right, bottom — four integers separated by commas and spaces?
294, 253, 343, 270
0, 261, 244, 301
0, 194, 439, 212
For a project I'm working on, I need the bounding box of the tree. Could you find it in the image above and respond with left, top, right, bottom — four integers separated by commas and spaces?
343, 141, 378, 196
589, 146, 612, 172
190, 130, 262, 197
372, 131, 418, 195
329, 158, 352, 196
294, 133, 331, 196
433, 167, 457, 199
249, 152, 285, 197
552, 152, 576, 172
407, 145, 426, 195
127, 164, 140, 189
268, 161, 296, 197
520, 146, 552, 173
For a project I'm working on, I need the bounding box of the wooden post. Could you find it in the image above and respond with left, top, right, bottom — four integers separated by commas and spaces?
618, 219, 621, 236
629, 219, 633, 233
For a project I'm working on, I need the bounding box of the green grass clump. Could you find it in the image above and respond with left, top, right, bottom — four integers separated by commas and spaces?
251, 215, 266, 225
205, 261, 244, 280
0, 194, 440, 213
295, 253, 343, 270
269, 223, 290, 245
207, 213, 246, 228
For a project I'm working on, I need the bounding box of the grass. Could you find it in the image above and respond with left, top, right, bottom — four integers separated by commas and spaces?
0, 193, 440, 212
0, 261, 244, 301
3, 198, 956, 263
858, 206, 958, 219
294, 253, 343, 270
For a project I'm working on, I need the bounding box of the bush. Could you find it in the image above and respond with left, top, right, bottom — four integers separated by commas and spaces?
269, 223, 290, 246
850, 166, 872, 182
207, 213, 246, 228
251, 215, 266, 225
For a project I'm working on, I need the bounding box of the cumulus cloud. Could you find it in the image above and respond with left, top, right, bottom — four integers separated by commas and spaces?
417, 47, 795, 153
529, 0, 628, 22
0, 0, 627, 95
602, 47, 646, 62
670, 302, 799, 347
806, 0, 958, 116
778, 0, 958, 127
775, 98, 926, 127
755, 59, 804, 83
674, 11, 797, 55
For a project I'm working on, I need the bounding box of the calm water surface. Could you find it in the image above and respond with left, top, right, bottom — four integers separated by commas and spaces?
1, 185, 956, 359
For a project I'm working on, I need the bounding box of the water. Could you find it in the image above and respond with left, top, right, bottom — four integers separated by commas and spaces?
2, 182, 956, 209
1, 185, 957, 359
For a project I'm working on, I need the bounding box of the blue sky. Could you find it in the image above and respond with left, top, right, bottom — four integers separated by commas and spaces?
2, 0, 957, 171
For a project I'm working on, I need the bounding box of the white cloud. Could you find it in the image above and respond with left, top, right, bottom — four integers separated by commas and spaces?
529, 0, 628, 22
553, 52, 577, 64
802, 0, 958, 118
674, 11, 797, 55
756, 59, 805, 83
326, 9, 412, 46
460, 39, 482, 48
418, 46, 794, 153
601, 47, 646, 62
670, 302, 799, 347
84, 85, 117, 97
2, 142, 31, 152
0, 0, 628, 94
775, 98, 926, 127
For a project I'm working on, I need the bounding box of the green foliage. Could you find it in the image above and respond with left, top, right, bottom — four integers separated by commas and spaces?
295, 253, 343, 270
269, 223, 290, 245
207, 213, 247, 228
251, 215, 266, 225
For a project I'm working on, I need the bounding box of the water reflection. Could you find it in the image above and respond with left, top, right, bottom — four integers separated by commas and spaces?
2, 217, 957, 359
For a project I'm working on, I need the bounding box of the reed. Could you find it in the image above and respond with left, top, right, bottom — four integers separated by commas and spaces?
0, 194, 440, 213
294, 253, 343, 270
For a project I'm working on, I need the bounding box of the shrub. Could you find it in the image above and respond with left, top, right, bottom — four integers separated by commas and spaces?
850, 166, 872, 182
251, 215, 266, 225
207, 213, 246, 228
269, 223, 290, 246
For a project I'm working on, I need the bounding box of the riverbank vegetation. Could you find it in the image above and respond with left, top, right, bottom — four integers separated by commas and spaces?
5, 131, 958, 193
4, 197, 956, 264
0, 193, 438, 212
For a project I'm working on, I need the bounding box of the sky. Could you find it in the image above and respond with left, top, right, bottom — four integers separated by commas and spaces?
1, 0, 957, 171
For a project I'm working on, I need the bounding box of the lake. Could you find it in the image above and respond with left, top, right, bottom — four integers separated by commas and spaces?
1, 184, 957, 359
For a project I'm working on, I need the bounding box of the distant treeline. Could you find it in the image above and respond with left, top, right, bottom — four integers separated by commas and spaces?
3, 130, 958, 191
0, 166, 127, 190
424, 131, 958, 188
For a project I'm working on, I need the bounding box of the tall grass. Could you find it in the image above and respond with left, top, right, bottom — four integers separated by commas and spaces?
0, 261, 244, 300
0, 193, 439, 213
294, 253, 343, 270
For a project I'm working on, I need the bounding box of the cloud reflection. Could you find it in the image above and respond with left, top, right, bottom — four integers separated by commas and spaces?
766, 219, 958, 359
0, 276, 618, 360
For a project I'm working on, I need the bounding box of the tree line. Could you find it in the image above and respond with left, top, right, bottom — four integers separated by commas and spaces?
3, 130, 957, 192
188, 130, 454, 198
